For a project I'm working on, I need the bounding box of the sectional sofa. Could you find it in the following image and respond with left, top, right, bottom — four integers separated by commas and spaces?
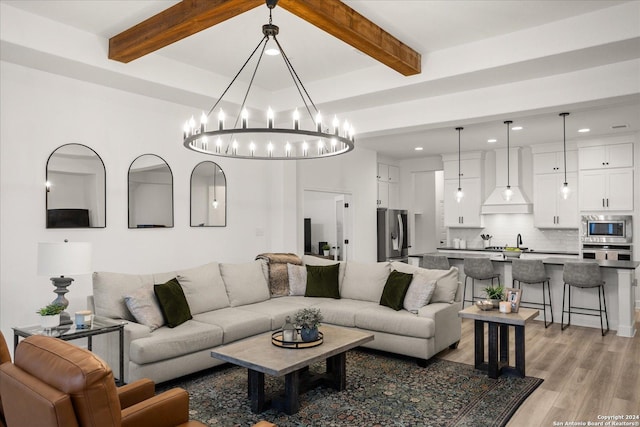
89, 255, 462, 384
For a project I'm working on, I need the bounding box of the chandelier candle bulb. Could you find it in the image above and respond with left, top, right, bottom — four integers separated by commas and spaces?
315, 112, 322, 132
285, 142, 291, 157
216, 138, 222, 153
302, 141, 308, 157
293, 109, 300, 130
249, 142, 256, 156
183, 121, 190, 140
267, 107, 274, 128
189, 116, 196, 135
232, 140, 238, 155
333, 116, 340, 135
267, 142, 273, 157
241, 108, 249, 129
200, 112, 207, 133
218, 109, 225, 130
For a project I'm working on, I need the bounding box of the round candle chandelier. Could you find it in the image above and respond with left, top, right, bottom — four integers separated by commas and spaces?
182, 0, 355, 160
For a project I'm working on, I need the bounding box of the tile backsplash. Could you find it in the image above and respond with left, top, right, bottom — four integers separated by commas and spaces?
447, 214, 580, 252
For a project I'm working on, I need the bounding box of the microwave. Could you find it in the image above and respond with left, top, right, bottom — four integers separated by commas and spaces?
581, 215, 633, 244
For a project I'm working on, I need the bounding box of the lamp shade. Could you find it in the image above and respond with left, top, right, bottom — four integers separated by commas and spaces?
37, 241, 92, 276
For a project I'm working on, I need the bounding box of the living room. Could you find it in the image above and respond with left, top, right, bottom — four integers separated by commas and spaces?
1, 1, 639, 426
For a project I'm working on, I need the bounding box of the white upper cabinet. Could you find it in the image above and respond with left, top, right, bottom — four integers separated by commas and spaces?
443, 158, 482, 180
442, 152, 484, 228
377, 163, 400, 208
579, 143, 633, 170
533, 151, 577, 175
578, 142, 634, 212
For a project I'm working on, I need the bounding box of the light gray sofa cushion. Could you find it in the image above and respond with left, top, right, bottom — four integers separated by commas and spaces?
93, 272, 155, 321
129, 320, 223, 365
220, 260, 270, 307
312, 299, 377, 327
341, 261, 391, 302
236, 299, 309, 330
391, 262, 459, 304
193, 307, 271, 344
403, 276, 437, 313
355, 305, 436, 338
176, 262, 230, 314
124, 286, 165, 331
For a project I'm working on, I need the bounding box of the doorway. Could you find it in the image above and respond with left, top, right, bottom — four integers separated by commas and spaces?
303, 190, 352, 261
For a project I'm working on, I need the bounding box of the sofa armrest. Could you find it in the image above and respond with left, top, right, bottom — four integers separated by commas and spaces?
418, 301, 462, 352
121, 388, 191, 427
118, 378, 155, 409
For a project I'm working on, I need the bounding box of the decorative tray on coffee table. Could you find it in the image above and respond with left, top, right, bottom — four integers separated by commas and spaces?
271, 330, 324, 349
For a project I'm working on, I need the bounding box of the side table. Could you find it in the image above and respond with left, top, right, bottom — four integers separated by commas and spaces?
13, 316, 126, 385
458, 306, 539, 379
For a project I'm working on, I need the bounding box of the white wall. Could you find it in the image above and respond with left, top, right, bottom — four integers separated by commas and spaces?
303, 191, 337, 254
0, 62, 296, 340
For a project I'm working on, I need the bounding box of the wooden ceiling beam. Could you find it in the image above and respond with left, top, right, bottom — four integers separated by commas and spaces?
109, 0, 264, 63
278, 0, 421, 76
109, 0, 421, 76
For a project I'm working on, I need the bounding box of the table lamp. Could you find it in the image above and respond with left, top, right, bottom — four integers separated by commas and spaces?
37, 240, 92, 325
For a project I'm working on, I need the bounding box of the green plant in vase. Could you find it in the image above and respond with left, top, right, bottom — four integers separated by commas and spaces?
36, 303, 65, 330
294, 308, 323, 342
483, 285, 505, 308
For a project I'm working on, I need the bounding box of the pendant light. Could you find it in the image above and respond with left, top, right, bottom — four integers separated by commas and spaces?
559, 112, 571, 200
455, 127, 464, 203
502, 121, 514, 201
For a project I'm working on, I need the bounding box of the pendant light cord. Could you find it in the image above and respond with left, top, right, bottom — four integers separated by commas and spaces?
456, 127, 463, 189
561, 112, 569, 184
504, 121, 512, 187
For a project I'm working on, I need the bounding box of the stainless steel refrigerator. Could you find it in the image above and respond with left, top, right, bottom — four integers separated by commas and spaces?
377, 208, 409, 262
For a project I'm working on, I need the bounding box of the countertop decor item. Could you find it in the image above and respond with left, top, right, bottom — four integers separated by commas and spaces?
294, 307, 323, 342
182, 0, 355, 160
37, 240, 92, 325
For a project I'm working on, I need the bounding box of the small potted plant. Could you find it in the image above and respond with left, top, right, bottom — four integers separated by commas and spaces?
294, 307, 323, 342
322, 244, 331, 257
36, 303, 65, 330
483, 285, 505, 308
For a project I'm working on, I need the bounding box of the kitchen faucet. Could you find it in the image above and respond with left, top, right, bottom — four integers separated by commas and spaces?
516, 233, 523, 249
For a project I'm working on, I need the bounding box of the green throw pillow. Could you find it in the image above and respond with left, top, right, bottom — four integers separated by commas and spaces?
380, 270, 413, 311
305, 264, 340, 299
154, 278, 192, 328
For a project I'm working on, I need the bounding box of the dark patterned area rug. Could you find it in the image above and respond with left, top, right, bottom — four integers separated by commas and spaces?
158, 349, 542, 427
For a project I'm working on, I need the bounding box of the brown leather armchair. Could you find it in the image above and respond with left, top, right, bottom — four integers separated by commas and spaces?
0, 331, 11, 427
0, 335, 206, 427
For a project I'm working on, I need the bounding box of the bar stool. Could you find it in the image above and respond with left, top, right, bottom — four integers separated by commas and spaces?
463, 258, 500, 308
422, 255, 450, 270
561, 262, 609, 336
512, 259, 553, 328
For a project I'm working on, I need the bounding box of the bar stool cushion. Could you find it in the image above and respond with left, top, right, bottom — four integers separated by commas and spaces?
512, 259, 547, 283
463, 258, 498, 280
422, 255, 450, 270
563, 262, 604, 288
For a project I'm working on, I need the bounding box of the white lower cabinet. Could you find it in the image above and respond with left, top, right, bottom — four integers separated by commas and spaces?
444, 178, 482, 227
533, 172, 578, 228
579, 168, 633, 211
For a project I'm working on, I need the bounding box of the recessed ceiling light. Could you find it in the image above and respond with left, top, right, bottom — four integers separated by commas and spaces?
265, 48, 280, 56
511, 126, 523, 131
414, 147, 423, 151
487, 138, 497, 143
578, 128, 590, 133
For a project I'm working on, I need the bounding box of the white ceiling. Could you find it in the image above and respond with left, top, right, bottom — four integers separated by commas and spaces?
2, 0, 639, 159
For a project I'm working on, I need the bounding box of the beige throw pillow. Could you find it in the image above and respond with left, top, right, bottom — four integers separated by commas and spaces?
220, 260, 271, 306
124, 286, 165, 331
287, 263, 307, 296
341, 261, 391, 303
390, 262, 459, 304
403, 275, 437, 313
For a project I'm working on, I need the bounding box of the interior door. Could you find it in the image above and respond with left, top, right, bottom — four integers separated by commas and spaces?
334, 194, 351, 261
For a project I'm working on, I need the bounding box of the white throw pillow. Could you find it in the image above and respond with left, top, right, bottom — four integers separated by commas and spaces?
341, 261, 391, 302
391, 262, 459, 304
124, 286, 165, 331
403, 275, 437, 313
220, 260, 271, 306
287, 263, 307, 296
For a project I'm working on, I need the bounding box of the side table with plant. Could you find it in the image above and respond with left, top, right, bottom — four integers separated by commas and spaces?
294, 307, 323, 342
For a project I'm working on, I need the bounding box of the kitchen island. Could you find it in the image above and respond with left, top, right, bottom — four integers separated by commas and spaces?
412, 250, 638, 338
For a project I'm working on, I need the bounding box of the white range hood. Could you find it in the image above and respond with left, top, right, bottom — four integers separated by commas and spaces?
481, 147, 532, 214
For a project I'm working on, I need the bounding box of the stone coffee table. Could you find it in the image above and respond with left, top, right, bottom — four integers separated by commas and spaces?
210, 324, 374, 414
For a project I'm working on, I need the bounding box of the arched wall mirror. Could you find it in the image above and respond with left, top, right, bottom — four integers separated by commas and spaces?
46, 143, 106, 228
190, 161, 227, 227
128, 154, 174, 228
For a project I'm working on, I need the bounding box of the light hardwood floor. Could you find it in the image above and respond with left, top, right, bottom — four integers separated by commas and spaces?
437, 310, 640, 426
